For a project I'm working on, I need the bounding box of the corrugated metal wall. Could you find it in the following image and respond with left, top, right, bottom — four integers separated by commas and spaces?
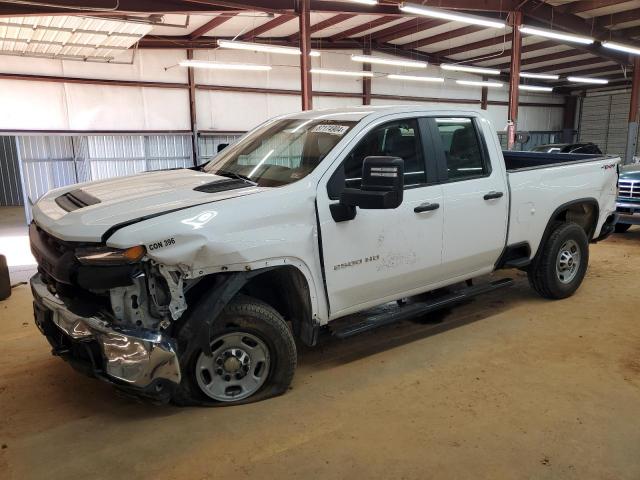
579, 92, 636, 159
0, 136, 24, 206
199, 133, 243, 164
17, 133, 198, 221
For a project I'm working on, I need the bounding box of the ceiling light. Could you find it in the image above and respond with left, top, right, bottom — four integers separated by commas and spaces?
179, 60, 272, 71
602, 41, 640, 56
217, 40, 320, 57
440, 64, 501, 75
351, 54, 427, 68
519, 85, 553, 92
519, 26, 594, 45
399, 3, 506, 29
520, 72, 560, 80
456, 80, 503, 88
310, 68, 374, 77
387, 74, 444, 82
567, 76, 609, 84
350, 0, 378, 4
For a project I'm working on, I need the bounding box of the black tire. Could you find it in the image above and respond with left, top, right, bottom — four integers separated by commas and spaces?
173, 295, 297, 406
614, 223, 631, 233
527, 222, 589, 300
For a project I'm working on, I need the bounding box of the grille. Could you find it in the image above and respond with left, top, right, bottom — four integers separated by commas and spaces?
618, 180, 640, 199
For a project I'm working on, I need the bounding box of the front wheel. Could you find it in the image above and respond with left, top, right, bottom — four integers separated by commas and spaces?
174, 295, 297, 406
527, 222, 589, 300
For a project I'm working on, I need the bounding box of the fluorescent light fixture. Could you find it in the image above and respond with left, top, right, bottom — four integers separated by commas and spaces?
399, 3, 506, 29
351, 54, 427, 68
310, 68, 374, 77
520, 72, 560, 80
566, 76, 609, 84
519, 84, 553, 92
179, 60, 272, 71
456, 80, 503, 88
440, 63, 501, 75
350, 0, 378, 4
602, 41, 640, 56
217, 39, 320, 57
519, 26, 594, 45
387, 74, 444, 83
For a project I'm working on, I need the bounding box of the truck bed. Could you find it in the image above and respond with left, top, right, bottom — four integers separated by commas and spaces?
503, 151, 604, 172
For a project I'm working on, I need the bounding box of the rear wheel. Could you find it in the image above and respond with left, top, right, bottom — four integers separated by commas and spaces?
614, 223, 631, 233
174, 295, 296, 406
527, 222, 589, 300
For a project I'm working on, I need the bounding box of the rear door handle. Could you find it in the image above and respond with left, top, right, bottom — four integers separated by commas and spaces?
414, 202, 440, 213
483, 191, 504, 200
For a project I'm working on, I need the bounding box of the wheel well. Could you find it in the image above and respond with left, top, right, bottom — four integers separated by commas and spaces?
551, 200, 599, 240
240, 266, 317, 346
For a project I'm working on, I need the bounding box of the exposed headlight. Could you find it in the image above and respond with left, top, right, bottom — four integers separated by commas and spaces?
75, 245, 146, 265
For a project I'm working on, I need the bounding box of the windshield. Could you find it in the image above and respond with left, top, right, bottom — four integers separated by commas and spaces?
203, 118, 357, 187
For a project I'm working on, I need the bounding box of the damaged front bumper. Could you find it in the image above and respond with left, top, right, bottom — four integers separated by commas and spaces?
30, 273, 181, 400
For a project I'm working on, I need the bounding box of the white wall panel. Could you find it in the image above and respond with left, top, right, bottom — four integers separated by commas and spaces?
0, 79, 69, 130
0, 48, 564, 133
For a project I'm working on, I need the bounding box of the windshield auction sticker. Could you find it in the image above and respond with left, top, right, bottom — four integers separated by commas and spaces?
311, 124, 350, 136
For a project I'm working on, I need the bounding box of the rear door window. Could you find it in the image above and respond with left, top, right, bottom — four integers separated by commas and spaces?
433, 118, 488, 181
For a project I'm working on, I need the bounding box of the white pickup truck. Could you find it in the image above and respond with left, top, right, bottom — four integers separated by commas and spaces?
30, 106, 619, 406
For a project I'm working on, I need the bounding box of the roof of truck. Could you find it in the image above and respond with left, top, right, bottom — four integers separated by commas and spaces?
281, 105, 482, 122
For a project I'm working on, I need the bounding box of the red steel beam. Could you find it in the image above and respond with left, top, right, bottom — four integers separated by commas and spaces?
464, 40, 556, 64
507, 11, 522, 151
630, 57, 640, 123
362, 44, 372, 106
328, 15, 398, 41
288, 13, 355, 41
402, 25, 483, 50
594, 8, 640, 28
562, 0, 636, 14
525, 58, 615, 74
368, 18, 441, 43
493, 49, 590, 71
432, 33, 513, 57
239, 14, 295, 40
299, 0, 313, 111
186, 49, 199, 166
189, 13, 236, 39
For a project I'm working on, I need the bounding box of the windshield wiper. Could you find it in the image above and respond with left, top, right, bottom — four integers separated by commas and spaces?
215, 170, 258, 186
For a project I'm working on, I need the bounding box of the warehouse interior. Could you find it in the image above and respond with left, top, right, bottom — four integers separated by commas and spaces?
0, 1, 639, 479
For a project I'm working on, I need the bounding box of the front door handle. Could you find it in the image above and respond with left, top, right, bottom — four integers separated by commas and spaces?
483, 191, 504, 200
414, 202, 440, 213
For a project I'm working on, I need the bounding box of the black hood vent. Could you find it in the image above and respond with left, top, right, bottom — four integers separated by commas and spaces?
55, 189, 101, 212
194, 178, 251, 193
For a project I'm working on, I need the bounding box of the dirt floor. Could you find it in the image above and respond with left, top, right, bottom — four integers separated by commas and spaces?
1, 227, 639, 480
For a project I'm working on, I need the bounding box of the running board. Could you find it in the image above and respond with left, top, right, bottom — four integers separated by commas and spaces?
332, 278, 514, 339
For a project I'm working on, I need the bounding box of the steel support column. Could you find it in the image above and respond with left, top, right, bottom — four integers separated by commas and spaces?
362, 44, 372, 106
625, 57, 640, 164
298, 0, 313, 111
481, 75, 488, 110
186, 49, 199, 166
562, 95, 578, 144
507, 11, 522, 150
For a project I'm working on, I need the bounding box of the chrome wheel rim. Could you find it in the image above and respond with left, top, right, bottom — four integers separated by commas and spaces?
196, 332, 270, 402
556, 239, 581, 284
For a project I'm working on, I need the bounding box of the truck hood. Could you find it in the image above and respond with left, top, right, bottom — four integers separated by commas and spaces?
32, 169, 267, 242
620, 165, 640, 180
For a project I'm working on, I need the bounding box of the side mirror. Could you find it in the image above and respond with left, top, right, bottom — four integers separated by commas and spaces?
330, 156, 404, 222
217, 143, 229, 153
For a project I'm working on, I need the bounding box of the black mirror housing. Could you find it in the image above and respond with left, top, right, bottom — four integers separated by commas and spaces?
340, 156, 404, 210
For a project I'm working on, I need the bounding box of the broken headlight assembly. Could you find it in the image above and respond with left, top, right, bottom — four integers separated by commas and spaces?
75, 245, 146, 266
